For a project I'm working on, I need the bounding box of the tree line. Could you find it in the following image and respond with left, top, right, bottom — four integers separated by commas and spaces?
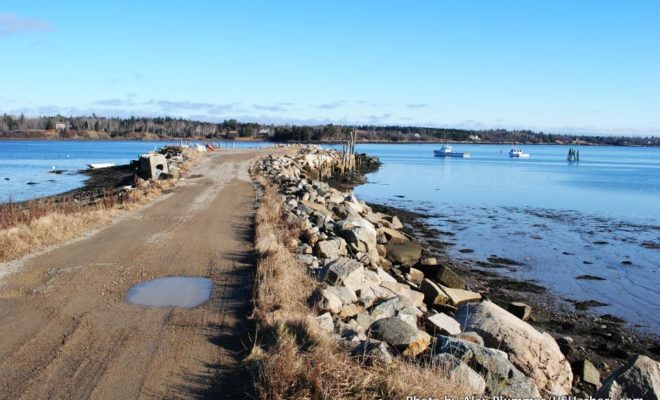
1, 113, 657, 146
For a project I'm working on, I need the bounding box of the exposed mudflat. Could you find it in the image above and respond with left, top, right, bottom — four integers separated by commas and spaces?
0, 149, 276, 399
369, 202, 660, 376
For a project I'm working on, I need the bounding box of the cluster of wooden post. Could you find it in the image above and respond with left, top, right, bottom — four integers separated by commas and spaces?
567, 148, 580, 162
341, 130, 357, 174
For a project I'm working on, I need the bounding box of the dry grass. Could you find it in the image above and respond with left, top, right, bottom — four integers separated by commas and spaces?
0, 163, 183, 264
248, 175, 474, 399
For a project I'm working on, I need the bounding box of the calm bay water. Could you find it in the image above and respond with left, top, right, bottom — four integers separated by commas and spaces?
0, 140, 270, 202
351, 143, 660, 334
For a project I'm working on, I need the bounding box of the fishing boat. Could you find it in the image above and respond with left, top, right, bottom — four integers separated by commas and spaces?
433, 145, 470, 158
87, 163, 116, 169
509, 148, 530, 158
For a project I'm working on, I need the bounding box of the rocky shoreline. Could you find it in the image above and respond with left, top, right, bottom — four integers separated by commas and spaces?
254, 146, 659, 398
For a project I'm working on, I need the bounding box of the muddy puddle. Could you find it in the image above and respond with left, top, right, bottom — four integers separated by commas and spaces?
126, 277, 212, 308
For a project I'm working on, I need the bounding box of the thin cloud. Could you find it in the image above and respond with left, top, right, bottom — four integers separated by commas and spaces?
207, 102, 241, 114
406, 103, 429, 109
94, 98, 126, 106
253, 104, 287, 112
149, 99, 215, 111
367, 113, 393, 121
0, 13, 52, 36
315, 100, 346, 110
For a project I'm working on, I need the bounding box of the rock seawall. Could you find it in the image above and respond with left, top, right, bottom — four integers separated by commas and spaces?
254, 146, 659, 398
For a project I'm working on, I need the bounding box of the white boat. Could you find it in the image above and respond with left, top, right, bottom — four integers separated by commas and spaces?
509, 148, 530, 158
433, 145, 470, 158
87, 163, 116, 169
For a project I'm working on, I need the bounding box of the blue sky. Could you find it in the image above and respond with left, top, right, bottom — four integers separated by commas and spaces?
1, 1, 658, 135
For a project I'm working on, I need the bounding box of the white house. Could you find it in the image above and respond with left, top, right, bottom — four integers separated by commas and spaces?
55, 123, 67, 131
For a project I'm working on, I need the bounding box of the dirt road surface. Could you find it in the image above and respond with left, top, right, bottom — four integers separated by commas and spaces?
0, 149, 272, 399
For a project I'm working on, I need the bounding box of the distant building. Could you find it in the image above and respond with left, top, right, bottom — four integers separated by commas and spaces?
258, 128, 274, 137
413, 133, 421, 139
469, 135, 481, 141
55, 123, 67, 131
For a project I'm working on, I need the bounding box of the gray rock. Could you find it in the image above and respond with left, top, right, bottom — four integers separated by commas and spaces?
297, 254, 315, 266
325, 285, 358, 305
319, 288, 343, 314
378, 227, 409, 244
433, 353, 486, 395
575, 358, 601, 388
385, 241, 422, 266
596, 355, 659, 400
420, 278, 450, 305
421, 264, 466, 289
426, 312, 462, 335
389, 216, 404, 230
352, 340, 393, 365
371, 296, 413, 319
434, 336, 540, 398
314, 238, 345, 260
354, 312, 375, 332
338, 216, 377, 253
407, 268, 425, 285
368, 317, 431, 357
316, 312, 335, 333
323, 257, 365, 292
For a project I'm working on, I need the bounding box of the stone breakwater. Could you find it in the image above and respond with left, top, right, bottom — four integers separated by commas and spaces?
254, 147, 660, 399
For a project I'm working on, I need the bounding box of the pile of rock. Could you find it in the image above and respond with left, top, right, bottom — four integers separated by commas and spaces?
136, 146, 193, 181
254, 147, 659, 399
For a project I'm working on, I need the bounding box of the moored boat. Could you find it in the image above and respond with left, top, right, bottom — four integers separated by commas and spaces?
433, 145, 470, 158
87, 163, 116, 169
509, 148, 530, 158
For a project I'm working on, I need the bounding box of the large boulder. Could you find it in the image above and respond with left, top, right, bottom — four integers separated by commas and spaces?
338, 216, 377, 253
385, 241, 423, 266
323, 257, 365, 293
368, 317, 431, 357
596, 355, 660, 400
434, 336, 540, 397
455, 301, 573, 395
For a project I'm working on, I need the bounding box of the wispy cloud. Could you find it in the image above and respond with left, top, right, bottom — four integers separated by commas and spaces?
94, 98, 127, 106
315, 100, 346, 110
367, 113, 393, 121
207, 102, 241, 114
0, 13, 51, 36
406, 103, 429, 109
253, 104, 286, 112
253, 102, 295, 112
148, 99, 215, 111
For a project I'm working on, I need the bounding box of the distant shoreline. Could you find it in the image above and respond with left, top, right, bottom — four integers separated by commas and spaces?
1, 136, 657, 147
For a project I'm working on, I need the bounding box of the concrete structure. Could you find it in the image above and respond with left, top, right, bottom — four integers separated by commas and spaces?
138, 153, 169, 180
